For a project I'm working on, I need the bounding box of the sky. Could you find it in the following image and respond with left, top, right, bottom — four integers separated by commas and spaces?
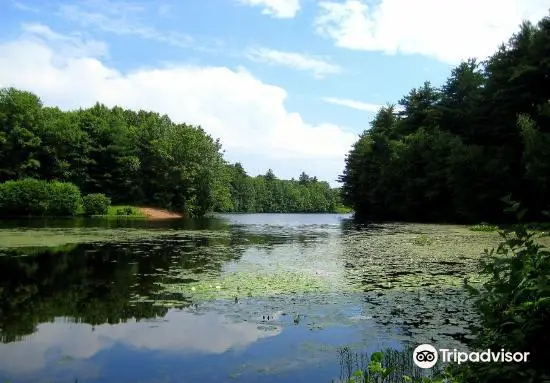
0, 0, 548, 186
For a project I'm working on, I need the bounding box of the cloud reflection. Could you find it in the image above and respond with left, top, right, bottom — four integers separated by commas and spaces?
0, 309, 281, 376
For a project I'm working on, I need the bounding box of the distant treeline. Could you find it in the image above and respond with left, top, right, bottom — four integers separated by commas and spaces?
0, 88, 344, 217
340, 15, 550, 223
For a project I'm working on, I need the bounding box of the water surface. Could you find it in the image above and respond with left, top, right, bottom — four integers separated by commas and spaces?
0, 214, 503, 382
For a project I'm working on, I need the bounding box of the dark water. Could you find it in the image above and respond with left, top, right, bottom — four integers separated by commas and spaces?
0, 214, 474, 383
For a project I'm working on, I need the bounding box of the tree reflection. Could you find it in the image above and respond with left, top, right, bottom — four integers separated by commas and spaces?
0, 233, 245, 343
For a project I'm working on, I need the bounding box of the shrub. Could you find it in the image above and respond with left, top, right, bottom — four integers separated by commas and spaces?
339, 347, 459, 383
458, 198, 550, 382
0, 178, 80, 216
47, 181, 81, 216
116, 206, 134, 216
82, 193, 111, 216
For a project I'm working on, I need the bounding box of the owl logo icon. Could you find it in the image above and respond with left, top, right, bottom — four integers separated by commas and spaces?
413, 344, 438, 368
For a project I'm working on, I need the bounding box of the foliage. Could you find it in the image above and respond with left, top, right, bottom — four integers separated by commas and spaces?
48, 181, 82, 216
0, 89, 343, 216
457, 199, 550, 382
214, 165, 342, 213
338, 347, 459, 383
82, 193, 111, 216
340, 14, 550, 223
0, 178, 81, 216
104, 205, 144, 217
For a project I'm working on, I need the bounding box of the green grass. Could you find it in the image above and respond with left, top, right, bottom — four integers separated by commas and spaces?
93, 205, 145, 218
335, 205, 353, 214
74, 204, 144, 218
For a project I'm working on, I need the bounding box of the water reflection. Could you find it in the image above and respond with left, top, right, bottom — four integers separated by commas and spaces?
0, 215, 351, 343
0, 310, 282, 376
0, 234, 246, 342
0, 213, 479, 382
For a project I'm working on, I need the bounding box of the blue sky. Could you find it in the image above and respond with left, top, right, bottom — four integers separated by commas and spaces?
1, 0, 548, 185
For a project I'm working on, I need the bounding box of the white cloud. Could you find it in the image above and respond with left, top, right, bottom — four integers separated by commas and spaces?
245, 47, 342, 78
322, 97, 381, 112
315, 0, 550, 64
0, 26, 356, 184
57, 2, 194, 48
236, 0, 301, 18
20, 23, 109, 58
11, 1, 39, 13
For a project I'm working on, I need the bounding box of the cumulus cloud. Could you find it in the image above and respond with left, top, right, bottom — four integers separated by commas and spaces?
322, 97, 381, 112
0, 25, 356, 184
315, 0, 550, 64
236, 0, 301, 18
245, 47, 342, 78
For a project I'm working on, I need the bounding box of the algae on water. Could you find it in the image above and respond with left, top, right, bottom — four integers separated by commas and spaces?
162, 270, 340, 300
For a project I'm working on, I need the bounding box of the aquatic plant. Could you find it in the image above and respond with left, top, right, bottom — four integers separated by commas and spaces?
412, 234, 432, 246
165, 270, 334, 300
468, 224, 499, 232
340, 223, 501, 291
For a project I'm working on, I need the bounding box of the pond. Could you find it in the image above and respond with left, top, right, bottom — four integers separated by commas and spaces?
0, 214, 507, 383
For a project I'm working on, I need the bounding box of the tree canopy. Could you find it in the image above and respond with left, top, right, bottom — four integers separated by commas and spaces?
0, 89, 344, 216
340, 14, 550, 223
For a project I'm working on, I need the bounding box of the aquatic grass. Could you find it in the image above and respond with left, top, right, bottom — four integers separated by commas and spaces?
3, 242, 80, 256
162, 270, 336, 300
340, 224, 504, 291
469, 223, 499, 232
0, 228, 230, 249
412, 234, 432, 246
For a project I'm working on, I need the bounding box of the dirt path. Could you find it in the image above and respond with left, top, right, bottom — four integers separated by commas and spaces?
137, 207, 183, 219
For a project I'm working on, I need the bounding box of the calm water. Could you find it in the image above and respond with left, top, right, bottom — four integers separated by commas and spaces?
0, 214, 481, 383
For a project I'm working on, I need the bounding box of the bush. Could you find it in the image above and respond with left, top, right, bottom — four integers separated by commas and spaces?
47, 181, 81, 216
82, 193, 111, 216
0, 178, 81, 216
116, 206, 134, 216
458, 198, 550, 382
339, 347, 459, 383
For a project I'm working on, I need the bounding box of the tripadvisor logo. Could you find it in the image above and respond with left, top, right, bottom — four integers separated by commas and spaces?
413, 344, 530, 369
413, 344, 438, 368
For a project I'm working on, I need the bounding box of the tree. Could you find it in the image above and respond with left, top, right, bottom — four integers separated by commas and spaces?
340, 13, 550, 223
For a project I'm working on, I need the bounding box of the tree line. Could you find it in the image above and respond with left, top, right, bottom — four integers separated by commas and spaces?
340, 15, 550, 223
0, 88, 344, 217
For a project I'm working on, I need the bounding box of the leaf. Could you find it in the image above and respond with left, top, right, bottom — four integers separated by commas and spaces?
370, 351, 384, 363
382, 367, 394, 379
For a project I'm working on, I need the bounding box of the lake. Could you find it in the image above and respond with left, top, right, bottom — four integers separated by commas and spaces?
0, 214, 507, 383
